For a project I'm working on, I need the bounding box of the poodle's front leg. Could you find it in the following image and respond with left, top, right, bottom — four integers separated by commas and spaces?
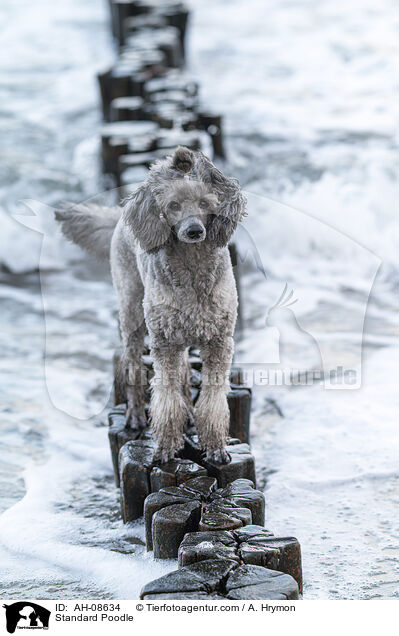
196, 336, 234, 463
151, 344, 189, 462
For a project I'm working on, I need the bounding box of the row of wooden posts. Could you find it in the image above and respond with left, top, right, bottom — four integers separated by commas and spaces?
99, 0, 225, 193
101, 0, 303, 600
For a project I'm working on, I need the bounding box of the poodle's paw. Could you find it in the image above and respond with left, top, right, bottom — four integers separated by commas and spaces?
205, 448, 231, 464
172, 146, 194, 173
125, 407, 147, 431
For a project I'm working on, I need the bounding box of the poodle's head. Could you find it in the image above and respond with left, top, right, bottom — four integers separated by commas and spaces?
154, 179, 219, 244
123, 146, 246, 252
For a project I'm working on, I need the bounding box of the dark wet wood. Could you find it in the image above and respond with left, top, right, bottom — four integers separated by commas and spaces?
204, 501, 252, 527
212, 478, 265, 525
144, 489, 196, 551
198, 510, 243, 532
140, 559, 299, 600
182, 436, 256, 488
178, 530, 239, 567
238, 536, 303, 594
110, 96, 144, 121
206, 444, 256, 488
108, 406, 142, 486
101, 121, 159, 175
227, 388, 252, 443
225, 564, 299, 600
152, 500, 202, 559
233, 524, 274, 543
196, 111, 225, 158
179, 476, 218, 500
119, 439, 156, 522
149, 459, 207, 492
140, 559, 237, 599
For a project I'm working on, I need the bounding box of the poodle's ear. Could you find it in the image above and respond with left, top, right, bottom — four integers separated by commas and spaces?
123, 184, 170, 252
196, 153, 246, 247
207, 192, 246, 247
203, 163, 247, 247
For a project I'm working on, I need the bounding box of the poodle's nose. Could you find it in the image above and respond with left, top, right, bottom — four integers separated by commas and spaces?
186, 224, 204, 240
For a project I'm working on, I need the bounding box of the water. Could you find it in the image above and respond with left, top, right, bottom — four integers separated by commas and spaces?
189, 0, 399, 599
1, 0, 399, 599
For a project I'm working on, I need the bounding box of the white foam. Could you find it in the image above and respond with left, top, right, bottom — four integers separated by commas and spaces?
0, 407, 175, 598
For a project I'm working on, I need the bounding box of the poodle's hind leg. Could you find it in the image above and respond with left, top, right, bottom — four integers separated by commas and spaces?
150, 344, 189, 462
111, 230, 147, 429
116, 323, 148, 430
195, 336, 234, 463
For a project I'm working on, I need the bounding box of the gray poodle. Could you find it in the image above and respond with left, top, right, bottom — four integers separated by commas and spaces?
56, 147, 246, 463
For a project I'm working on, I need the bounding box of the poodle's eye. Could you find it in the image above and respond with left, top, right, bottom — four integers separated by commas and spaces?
199, 199, 209, 209
168, 200, 180, 211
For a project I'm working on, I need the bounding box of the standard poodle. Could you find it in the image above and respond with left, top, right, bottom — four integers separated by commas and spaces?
56, 147, 246, 463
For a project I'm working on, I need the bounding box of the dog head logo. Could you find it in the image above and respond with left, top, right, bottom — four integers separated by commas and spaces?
3, 602, 50, 633
265, 284, 322, 368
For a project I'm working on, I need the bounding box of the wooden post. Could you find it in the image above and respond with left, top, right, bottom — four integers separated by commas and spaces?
227, 388, 251, 443
119, 438, 155, 522
108, 407, 141, 486
152, 501, 202, 558
197, 111, 225, 158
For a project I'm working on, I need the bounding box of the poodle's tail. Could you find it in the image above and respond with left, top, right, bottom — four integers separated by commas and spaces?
55, 202, 122, 261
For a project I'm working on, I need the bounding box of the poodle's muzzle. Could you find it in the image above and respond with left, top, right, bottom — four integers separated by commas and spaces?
174, 215, 206, 243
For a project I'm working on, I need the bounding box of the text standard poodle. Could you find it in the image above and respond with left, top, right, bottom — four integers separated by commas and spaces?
56, 147, 246, 463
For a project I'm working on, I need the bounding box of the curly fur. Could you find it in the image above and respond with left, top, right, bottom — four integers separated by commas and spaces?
56, 147, 246, 462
